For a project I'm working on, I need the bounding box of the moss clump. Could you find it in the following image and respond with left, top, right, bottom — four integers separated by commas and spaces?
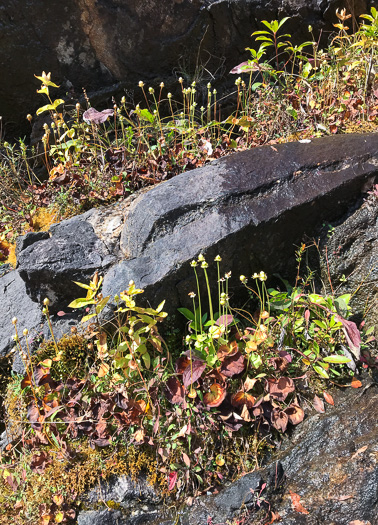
36, 334, 92, 380
0, 441, 161, 525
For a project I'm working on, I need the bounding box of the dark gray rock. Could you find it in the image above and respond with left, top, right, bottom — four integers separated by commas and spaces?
17, 217, 117, 312
85, 474, 159, 505
1, 0, 372, 138
103, 133, 378, 316
270, 379, 378, 525
0, 270, 43, 359
77, 509, 124, 525
320, 192, 378, 332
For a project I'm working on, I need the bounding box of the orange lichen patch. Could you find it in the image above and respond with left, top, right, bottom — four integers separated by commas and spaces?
31, 206, 59, 232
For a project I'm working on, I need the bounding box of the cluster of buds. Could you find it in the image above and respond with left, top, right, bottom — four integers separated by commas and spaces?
252, 271, 267, 281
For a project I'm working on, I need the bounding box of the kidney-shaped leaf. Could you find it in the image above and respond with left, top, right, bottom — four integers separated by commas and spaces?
265, 377, 295, 401
204, 383, 226, 407
271, 408, 289, 432
285, 404, 304, 425
220, 351, 245, 377
231, 391, 256, 408
83, 107, 114, 124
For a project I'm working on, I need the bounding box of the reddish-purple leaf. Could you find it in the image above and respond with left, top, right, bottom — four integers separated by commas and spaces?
30, 451, 51, 474
175, 356, 191, 374
165, 377, 185, 404
182, 359, 206, 387
27, 402, 43, 431
93, 437, 112, 447
336, 315, 361, 359
279, 350, 292, 363
168, 471, 177, 491
83, 107, 114, 124
285, 404, 305, 425
4, 473, 17, 492
230, 61, 262, 74
216, 315, 234, 327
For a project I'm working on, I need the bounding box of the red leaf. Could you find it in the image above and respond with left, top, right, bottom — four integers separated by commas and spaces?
350, 378, 362, 388
57, 311, 66, 317
289, 491, 309, 514
313, 394, 325, 413
168, 471, 177, 491
182, 359, 206, 387
323, 392, 334, 406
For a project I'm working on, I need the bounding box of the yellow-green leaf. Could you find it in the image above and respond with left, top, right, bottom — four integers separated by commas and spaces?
36, 104, 55, 115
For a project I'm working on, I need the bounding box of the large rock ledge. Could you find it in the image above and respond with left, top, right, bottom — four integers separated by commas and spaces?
0, 133, 377, 363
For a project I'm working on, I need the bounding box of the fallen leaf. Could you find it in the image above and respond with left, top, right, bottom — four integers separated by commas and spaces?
289, 490, 309, 514
351, 445, 368, 459
313, 394, 325, 413
350, 378, 362, 388
266, 377, 295, 401
271, 408, 289, 432
240, 403, 252, 422
323, 392, 334, 406
83, 107, 114, 124
98, 362, 109, 378
264, 511, 281, 525
52, 493, 64, 506
244, 376, 258, 391
133, 429, 145, 443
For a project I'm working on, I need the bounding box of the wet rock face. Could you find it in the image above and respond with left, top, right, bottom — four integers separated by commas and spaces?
0, 0, 372, 137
